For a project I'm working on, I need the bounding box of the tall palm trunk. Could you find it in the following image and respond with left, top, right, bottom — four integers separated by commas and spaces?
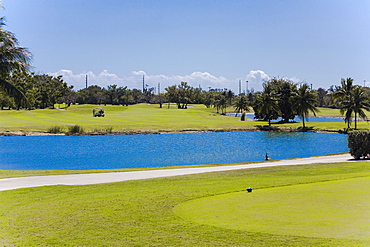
268, 111, 271, 126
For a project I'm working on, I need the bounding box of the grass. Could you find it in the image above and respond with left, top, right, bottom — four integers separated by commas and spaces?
0, 104, 367, 134
0, 104, 368, 245
1, 161, 369, 246
0, 104, 257, 133
175, 176, 370, 241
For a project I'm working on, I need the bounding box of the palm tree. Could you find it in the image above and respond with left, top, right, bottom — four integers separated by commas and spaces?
333, 78, 354, 101
226, 90, 234, 106
339, 86, 370, 130
256, 83, 280, 126
333, 78, 354, 128
293, 84, 319, 128
214, 94, 228, 114
233, 95, 249, 120
0, 17, 31, 103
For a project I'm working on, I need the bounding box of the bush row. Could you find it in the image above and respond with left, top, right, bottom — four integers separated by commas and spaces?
347, 130, 370, 159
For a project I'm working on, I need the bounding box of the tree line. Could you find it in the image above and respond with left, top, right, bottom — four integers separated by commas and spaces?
0, 14, 369, 130
2, 69, 370, 130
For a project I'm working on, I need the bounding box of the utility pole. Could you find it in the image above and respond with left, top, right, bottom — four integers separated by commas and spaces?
85, 75, 88, 89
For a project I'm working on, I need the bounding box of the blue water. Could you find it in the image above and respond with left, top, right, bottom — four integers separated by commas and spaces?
228, 113, 347, 122
243, 114, 347, 122
0, 132, 348, 170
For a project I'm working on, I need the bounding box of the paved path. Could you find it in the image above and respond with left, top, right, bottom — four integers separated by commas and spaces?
0, 154, 355, 191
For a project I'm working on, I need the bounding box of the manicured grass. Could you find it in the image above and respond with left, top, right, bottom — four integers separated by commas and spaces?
0, 104, 257, 133
0, 162, 369, 246
1, 104, 368, 134
315, 107, 343, 117
175, 176, 370, 241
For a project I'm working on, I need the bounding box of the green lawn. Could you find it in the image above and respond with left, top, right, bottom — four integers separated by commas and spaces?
0, 104, 257, 133
1, 162, 369, 246
0, 104, 367, 134
1, 103, 369, 245
175, 176, 370, 241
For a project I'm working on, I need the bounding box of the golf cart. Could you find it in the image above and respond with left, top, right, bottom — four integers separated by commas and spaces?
93, 107, 105, 117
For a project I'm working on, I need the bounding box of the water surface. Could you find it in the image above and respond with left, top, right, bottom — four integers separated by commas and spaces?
243, 114, 347, 122
0, 132, 348, 170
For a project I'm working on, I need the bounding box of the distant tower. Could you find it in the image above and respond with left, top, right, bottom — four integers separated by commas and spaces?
85, 75, 88, 89
158, 83, 160, 94
142, 75, 145, 92
239, 79, 241, 95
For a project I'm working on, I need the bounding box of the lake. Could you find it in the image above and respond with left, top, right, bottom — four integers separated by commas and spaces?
0, 131, 348, 170
240, 114, 347, 122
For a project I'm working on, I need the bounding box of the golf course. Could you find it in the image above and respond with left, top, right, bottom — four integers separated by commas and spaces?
2, 0, 370, 245
0, 103, 366, 134
0, 161, 369, 246
0, 104, 369, 246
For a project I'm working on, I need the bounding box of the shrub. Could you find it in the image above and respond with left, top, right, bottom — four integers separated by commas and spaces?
68, 125, 84, 134
347, 130, 370, 159
47, 125, 64, 134
92, 126, 113, 134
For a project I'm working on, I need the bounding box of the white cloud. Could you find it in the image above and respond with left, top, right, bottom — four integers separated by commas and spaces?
48, 69, 234, 92
48, 69, 302, 93
48, 69, 127, 90
245, 70, 271, 92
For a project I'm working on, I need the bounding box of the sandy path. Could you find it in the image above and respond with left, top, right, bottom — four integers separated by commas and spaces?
0, 154, 355, 191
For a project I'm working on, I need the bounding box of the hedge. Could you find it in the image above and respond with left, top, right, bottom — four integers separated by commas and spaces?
347, 130, 370, 159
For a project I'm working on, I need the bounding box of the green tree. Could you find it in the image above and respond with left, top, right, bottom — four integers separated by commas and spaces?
254, 83, 280, 126
76, 85, 106, 104
213, 93, 228, 114
316, 88, 327, 107
274, 79, 297, 122
333, 78, 354, 103
165, 82, 194, 109
233, 95, 249, 120
293, 84, 319, 128
0, 17, 31, 104
226, 89, 234, 106
201, 91, 216, 108
333, 78, 354, 128
165, 85, 179, 108
339, 86, 370, 130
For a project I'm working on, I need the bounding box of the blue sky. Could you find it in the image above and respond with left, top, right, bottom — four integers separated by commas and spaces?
3, 0, 370, 92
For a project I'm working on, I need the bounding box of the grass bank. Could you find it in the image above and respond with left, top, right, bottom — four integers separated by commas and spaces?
0, 161, 369, 246
0, 104, 367, 135
0, 104, 254, 134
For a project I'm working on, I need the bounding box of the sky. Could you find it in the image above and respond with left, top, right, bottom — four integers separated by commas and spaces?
2, 0, 370, 92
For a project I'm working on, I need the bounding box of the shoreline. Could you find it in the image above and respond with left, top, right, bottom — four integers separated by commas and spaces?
0, 153, 353, 191
0, 127, 346, 137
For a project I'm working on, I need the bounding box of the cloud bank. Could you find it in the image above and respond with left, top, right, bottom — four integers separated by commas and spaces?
48, 69, 299, 93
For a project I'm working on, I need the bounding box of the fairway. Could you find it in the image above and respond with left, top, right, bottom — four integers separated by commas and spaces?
175, 176, 370, 241
1, 162, 369, 246
0, 104, 364, 134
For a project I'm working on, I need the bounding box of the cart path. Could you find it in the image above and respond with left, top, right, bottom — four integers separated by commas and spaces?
0, 154, 355, 191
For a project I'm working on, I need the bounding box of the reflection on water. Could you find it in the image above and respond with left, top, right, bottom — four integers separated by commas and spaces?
0, 131, 348, 170
242, 113, 357, 123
